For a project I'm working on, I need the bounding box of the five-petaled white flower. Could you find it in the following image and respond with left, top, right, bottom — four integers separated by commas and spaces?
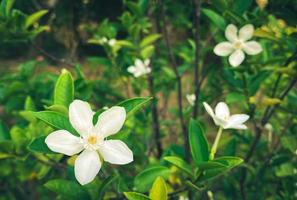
203, 101, 249, 129
45, 100, 133, 185
214, 24, 262, 67
186, 94, 196, 106
127, 59, 151, 78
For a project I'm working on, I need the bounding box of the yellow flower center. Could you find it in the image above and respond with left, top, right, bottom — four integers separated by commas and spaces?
234, 41, 242, 49
87, 135, 97, 145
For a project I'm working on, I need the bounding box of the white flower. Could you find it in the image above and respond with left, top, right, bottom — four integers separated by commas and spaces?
108, 39, 117, 47
203, 101, 249, 129
186, 94, 196, 106
127, 59, 151, 78
99, 37, 108, 44
45, 100, 133, 185
214, 24, 262, 67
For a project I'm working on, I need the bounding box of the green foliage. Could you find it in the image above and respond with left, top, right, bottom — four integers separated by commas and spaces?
54, 69, 74, 109
189, 119, 209, 165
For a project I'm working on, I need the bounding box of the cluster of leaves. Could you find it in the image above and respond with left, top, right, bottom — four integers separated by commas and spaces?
0, 0, 297, 199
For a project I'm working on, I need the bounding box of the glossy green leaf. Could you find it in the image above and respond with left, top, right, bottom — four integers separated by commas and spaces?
31, 111, 78, 135
28, 136, 53, 154
214, 156, 243, 168
54, 69, 74, 108
201, 8, 226, 30
44, 179, 91, 200
149, 176, 167, 200
124, 192, 151, 200
163, 156, 193, 176
189, 119, 209, 166
45, 105, 68, 116
140, 34, 161, 48
118, 97, 152, 117
141, 45, 155, 59
197, 161, 226, 170
25, 10, 48, 28
134, 166, 170, 192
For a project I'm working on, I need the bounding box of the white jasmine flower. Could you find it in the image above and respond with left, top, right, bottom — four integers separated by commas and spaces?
214, 24, 262, 67
186, 94, 196, 106
127, 59, 151, 78
108, 39, 117, 47
203, 101, 249, 129
45, 100, 133, 185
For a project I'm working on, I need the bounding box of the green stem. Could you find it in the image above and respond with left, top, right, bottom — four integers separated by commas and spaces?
209, 126, 223, 160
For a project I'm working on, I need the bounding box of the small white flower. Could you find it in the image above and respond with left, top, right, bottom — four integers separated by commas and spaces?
45, 100, 133, 185
100, 37, 108, 44
203, 101, 249, 130
108, 39, 117, 47
214, 24, 262, 67
186, 94, 196, 106
127, 58, 151, 78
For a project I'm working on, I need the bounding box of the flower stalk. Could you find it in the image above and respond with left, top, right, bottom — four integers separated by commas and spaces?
209, 126, 223, 160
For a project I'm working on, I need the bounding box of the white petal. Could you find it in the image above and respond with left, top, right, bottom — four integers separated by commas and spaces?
225, 124, 247, 130
242, 41, 262, 55
69, 100, 94, 136
203, 102, 215, 118
215, 102, 230, 120
127, 66, 136, 73
214, 42, 234, 56
99, 140, 133, 165
45, 130, 83, 156
225, 24, 238, 42
225, 114, 249, 128
95, 106, 126, 138
239, 24, 254, 41
135, 59, 144, 67
74, 150, 101, 185
144, 59, 150, 66
229, 50, 245, 67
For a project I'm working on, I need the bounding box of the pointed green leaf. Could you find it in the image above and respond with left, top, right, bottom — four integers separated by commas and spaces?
189, 119, 209, 166
149, 177, 167, 200
117, 97, 152, 117
163, 156, 193, 176
134, 166, 170, 193
124, 192, 151, 200
25, 10, 48, 28
28, 136, 53, 154
201, 8, 226, 30
54, 69, 74, 108
31, 111, 78, 135
140, 34, 161, 48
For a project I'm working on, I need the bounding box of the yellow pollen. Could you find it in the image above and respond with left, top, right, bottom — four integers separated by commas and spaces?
88, 136, 97, 145
234, 41, 242, 49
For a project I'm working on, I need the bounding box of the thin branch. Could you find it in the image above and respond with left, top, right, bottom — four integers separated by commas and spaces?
158, 0, 189, 159
32, 42, 76, 67
148, 73, 163, 158
192, 0, 201, 118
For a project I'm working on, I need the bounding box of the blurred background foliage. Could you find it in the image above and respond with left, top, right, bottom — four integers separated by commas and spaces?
0, 0, 297, 199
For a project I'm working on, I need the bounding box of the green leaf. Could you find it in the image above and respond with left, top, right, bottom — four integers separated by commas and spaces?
24, 96, 36, 111
28, 136, 53, 154
0, 120, 10, 141
25, 10, 48, 28
44, 179, 91, 200
31, 111, 78, 135
98, 175, 118, 200
202, 8, 226, 30
163, 156, 193, 176
232, 0, 252, 15
124, 192, 151, 200
54, 69, 74, 108
214, 156, 243, 168
197, 161, 226, 170
198, 156, 243, 181
118, 97, 152, 117
134, 166, 170, 193
141, 45, 155, 59
140, 34, 161, 48
189, 119, 209, 166
149, 177, 167, 200
45, 105, 68, 116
